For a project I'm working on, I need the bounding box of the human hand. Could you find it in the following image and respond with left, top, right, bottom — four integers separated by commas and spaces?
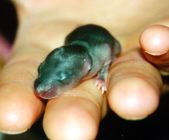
0, 0, 169, 139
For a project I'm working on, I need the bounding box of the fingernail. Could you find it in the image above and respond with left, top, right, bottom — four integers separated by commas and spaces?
0, 129, 27, 134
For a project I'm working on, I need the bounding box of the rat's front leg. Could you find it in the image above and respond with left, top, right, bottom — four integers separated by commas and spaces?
95, 64, 110, 94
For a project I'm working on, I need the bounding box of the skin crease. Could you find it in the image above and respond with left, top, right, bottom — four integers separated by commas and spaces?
0, 0, 168, 139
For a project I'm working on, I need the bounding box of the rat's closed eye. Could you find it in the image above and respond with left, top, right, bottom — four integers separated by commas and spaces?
56, 71, 73, 82
58, 72, 67, 80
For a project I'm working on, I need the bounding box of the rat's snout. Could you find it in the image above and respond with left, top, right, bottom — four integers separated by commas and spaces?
37, 87, 57, 99
34, 78, 58, 99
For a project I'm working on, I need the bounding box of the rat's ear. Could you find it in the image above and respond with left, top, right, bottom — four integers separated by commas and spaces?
45, 47, 65, 61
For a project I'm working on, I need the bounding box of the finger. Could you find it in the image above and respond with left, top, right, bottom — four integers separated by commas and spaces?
140, 25, 169, 71
0, 46, 45, 134
43, 80, 107, 140
108, 49, 162, 120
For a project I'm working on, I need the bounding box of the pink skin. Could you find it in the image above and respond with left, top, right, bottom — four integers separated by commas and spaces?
0, 35, 11, 61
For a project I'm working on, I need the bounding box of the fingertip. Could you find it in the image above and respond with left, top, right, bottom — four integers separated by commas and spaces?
140, 25, 169, 56
43, 97, 99, 140
108, 77, 159, 120
0, 83, 44, 134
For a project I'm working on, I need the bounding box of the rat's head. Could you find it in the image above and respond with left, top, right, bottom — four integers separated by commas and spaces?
34, 46, 92, 99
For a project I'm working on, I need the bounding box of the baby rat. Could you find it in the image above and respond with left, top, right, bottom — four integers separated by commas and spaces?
34, 24, 121, 99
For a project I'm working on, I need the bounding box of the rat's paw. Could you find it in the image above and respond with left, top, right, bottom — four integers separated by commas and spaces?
95, 79, 107, 94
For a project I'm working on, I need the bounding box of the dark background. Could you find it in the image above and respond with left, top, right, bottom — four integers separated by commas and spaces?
0, 0, 17, 43
0, 0, 169, 139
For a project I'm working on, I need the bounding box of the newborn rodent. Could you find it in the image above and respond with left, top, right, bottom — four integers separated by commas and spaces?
34, 24, 121, 99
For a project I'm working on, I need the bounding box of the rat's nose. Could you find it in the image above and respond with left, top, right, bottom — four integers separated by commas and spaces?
36, 87, 57, 99
34, 79, 57, 99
